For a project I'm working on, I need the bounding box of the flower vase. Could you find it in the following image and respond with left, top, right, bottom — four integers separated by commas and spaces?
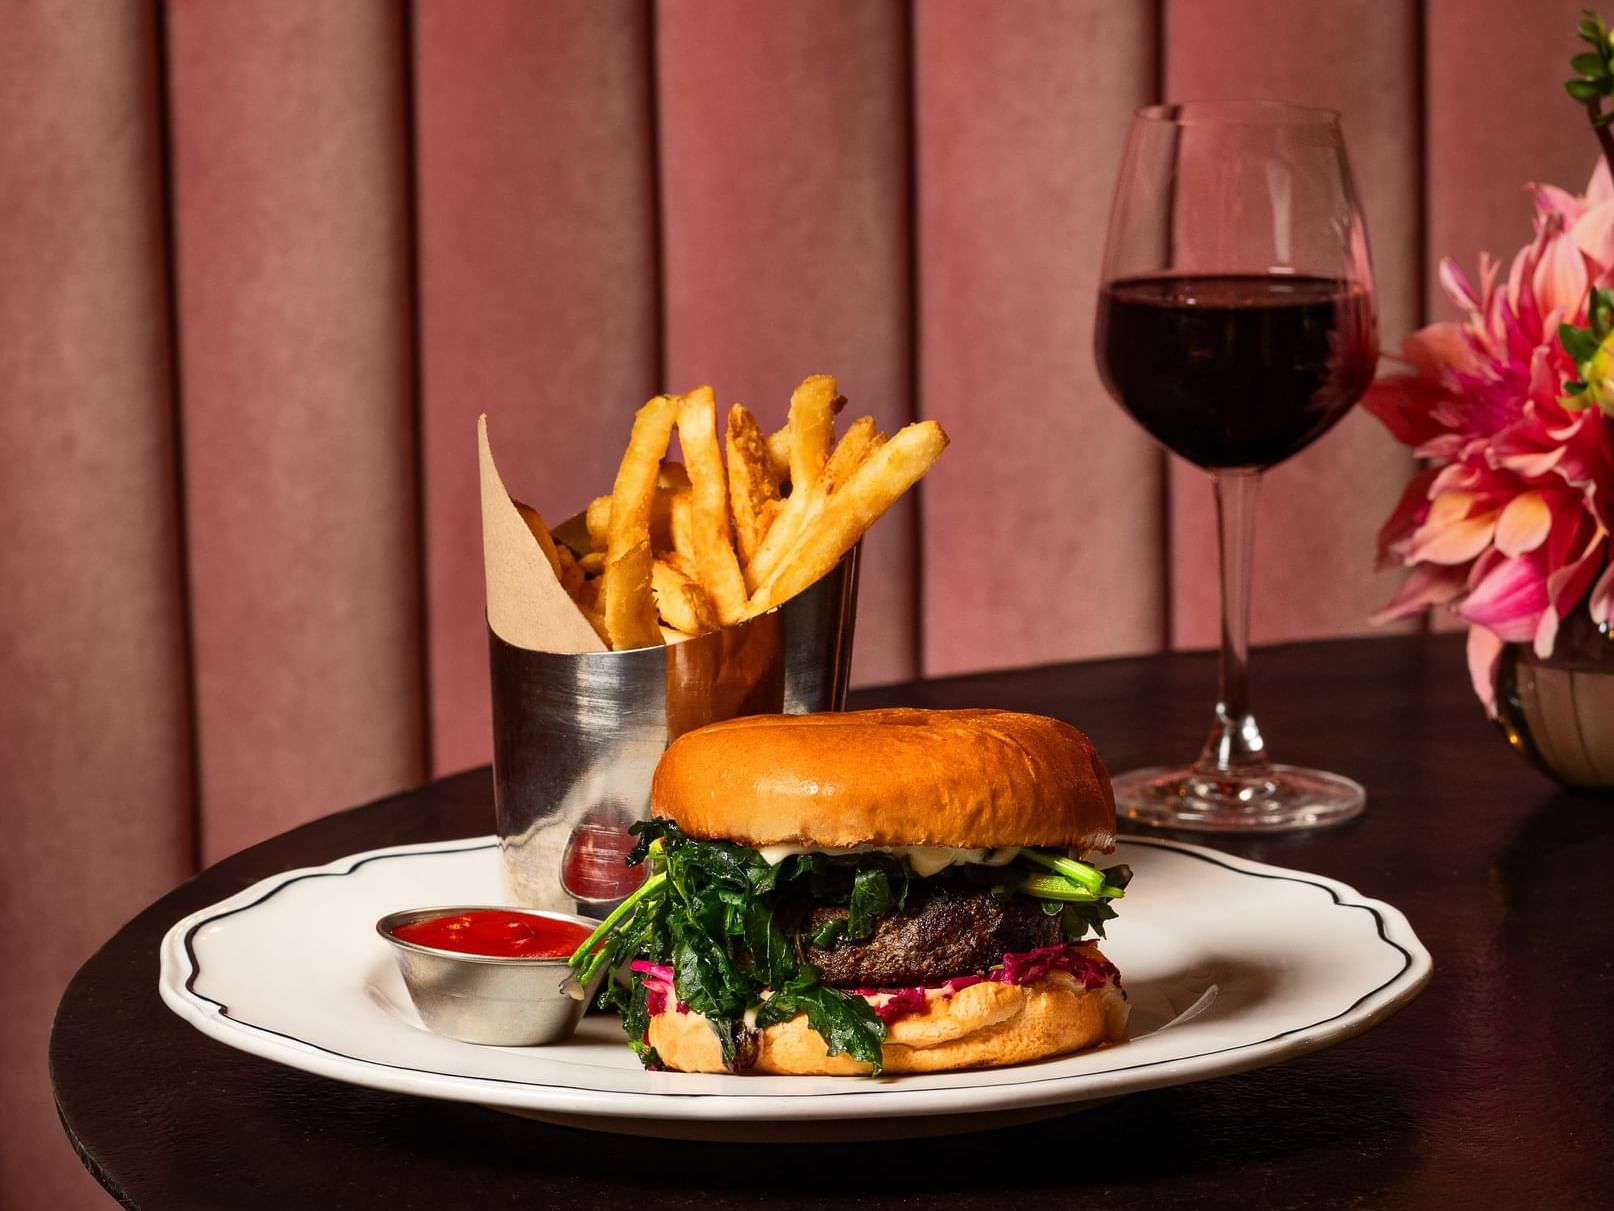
1494, 611, 1614, 790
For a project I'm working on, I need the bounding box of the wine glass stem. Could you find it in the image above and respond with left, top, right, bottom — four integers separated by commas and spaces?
1193, 468, 1273, 780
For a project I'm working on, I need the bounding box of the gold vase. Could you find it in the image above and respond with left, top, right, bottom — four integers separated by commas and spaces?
1494, 611, 1614, 791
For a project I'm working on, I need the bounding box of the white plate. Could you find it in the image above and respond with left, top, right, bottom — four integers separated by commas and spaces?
159, 835, 1430, 1141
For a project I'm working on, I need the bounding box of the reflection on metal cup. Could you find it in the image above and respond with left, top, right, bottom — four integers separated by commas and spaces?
559, 805, 643, 903
490, 548, 858, 912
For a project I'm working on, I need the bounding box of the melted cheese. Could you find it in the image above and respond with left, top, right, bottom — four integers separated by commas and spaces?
752, 842, 1023, 876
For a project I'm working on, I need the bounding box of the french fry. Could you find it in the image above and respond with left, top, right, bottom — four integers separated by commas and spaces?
726, 404, 782, 569
675, 387, 749, 624
658, 461, 691, 492
590, 460, 687, 554
511, 498, 570, 583
585, 495, 612, 552
790, 423, 887, 559
652, 558, 721, 635
668, 486, 696, 567
551, 541, 587, 599
786, 374, 841, 497
515, 500, 610, 644
579, 551, 605, 576
589, 463, 687, 555
765, 425, 791, 482
741, 497, 802, 593
567, 565, 610, 646
745, 420, 949, 616
651, 462, 688, 551
739, 376, 849, 590
603, 394, 680, 649
765, 385, 844, 487
661, 550, 699, 582
603, 541, 655, 648
744, 415, 880, 591
821, 416, 881, 495
575, 577, 600, 613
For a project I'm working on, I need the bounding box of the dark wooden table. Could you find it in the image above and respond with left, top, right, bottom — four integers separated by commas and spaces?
51, 634, 1613, 1209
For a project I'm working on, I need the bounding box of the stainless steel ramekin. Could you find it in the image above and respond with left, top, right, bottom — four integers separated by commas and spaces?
376, 905, 604, 1046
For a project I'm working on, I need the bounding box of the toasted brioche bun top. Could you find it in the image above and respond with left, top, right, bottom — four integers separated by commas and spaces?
650, 707, 1115, 852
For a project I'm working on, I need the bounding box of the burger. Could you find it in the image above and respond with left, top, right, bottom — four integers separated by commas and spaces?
566, 707, 1131, 1075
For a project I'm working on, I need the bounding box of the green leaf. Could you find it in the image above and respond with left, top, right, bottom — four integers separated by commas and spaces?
742, 899, 795, 989
845, 866, 895, 939
789, 984, 887, 1070
624, 817, 664, 865
671, 925, 751, 1021
1102, 863, 1135, 891
808, 917, 847, 948
1567, 77, 1603, 102
678, 838, 768, 890
1560, 322, 1599, 364
746, 856, 784, 896
1594, 288, 1614, 337
1572, 51, 1605, 75
1061, 899, 1120, 940
620, 977, 653, 1054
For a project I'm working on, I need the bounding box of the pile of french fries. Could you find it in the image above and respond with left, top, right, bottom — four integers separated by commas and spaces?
537, 375, 948, 650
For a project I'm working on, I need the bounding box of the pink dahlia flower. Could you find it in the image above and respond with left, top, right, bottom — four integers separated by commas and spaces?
1367, 162, 1614, 712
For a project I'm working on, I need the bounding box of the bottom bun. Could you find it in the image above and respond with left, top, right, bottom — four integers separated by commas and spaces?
646, 966, 1129, 1076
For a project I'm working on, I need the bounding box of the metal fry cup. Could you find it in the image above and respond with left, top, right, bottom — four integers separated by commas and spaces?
490, 548, 859, 912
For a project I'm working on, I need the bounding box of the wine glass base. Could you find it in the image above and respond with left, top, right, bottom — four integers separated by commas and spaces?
1112, 764, 1365, 833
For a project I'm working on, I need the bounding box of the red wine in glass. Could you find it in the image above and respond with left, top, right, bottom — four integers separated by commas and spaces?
1094, 101, 1379, 832
1097, 273, 1377, 469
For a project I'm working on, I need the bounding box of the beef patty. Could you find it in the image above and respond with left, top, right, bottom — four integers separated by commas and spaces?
804, 889, 1062, 988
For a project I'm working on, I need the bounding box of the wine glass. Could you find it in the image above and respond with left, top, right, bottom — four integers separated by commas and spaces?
1094, 101, 1379, 831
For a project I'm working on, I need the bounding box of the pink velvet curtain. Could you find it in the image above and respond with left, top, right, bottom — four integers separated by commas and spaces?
2, 0, 1597, 1204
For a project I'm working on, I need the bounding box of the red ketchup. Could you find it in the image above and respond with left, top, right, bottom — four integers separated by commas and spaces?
391, 910, 593, 959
